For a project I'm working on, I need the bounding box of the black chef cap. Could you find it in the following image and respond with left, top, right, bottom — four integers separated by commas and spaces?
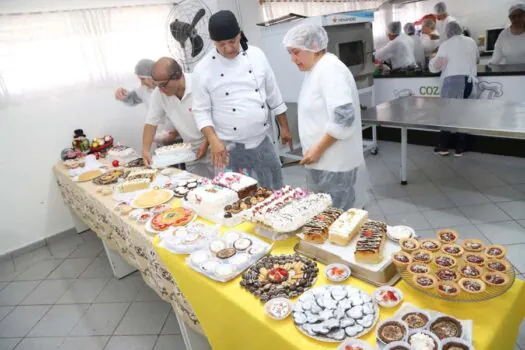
209, 10, 240, 41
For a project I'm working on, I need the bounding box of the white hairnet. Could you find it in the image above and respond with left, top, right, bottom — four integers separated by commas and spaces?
509, 3, 525, 15
387, 21, 402, 36
423, 19, 436, 30
283, 23, 328, 52
434, 2, 447, 14
404, 23, 416, 35
446, 21, 463, 39
134, 59, 155, 77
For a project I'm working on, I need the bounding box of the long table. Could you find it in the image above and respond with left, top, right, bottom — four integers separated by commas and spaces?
361, 97, 525, 184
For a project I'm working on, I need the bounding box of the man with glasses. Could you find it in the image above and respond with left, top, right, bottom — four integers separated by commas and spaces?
142, 57, 212, 177
192, 10, 293, 189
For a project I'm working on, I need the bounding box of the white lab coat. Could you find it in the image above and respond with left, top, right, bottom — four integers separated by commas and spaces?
488, 27, 525, 65
421, 31, 440, 57
375, 34, 416, 70
429, 34, 479, 81
436, 16, 457, 43
409, 35, 426, 66
192, 46, 287, 149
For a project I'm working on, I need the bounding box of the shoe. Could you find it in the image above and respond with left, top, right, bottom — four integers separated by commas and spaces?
454, 150, 464, 157
434, 147, 450, 156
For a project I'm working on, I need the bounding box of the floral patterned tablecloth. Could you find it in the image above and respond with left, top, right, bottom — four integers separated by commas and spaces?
53, 163, 203, 335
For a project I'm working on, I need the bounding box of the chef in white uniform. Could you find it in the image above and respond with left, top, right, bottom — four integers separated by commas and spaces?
193, 10, 293, 189
420, 19, 441, 58
375, 22, 417, 71
429, 22, 479, 157
404, 22, 426, 68
489, 4, 525, 65
434, 2, 458, 43
115, 59, 176, 145
142, 57, 212, 177
283, 23, 369, 210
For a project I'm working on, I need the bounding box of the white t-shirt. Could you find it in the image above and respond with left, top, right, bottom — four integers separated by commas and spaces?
436, 16, 457, 43
298, 53, 364, 172
409, 35, 426, 66
488, 27, 525, 65
429, 35, 479, 80
192, 46, 287, 149
375, 34, 416, 70
145, 73, 204, 148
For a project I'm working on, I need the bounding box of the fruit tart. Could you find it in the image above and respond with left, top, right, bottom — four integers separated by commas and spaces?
436, 282, 461, 298
436, 229, 459, 243
413, 274, 437, 289
430, 316, 463, 340
461, 239, 485, 252
412, 250, 433, 264
436, 268, 460, 282
441, 243, 464, 258
482, 272, 510, 287
458, 278, 486, 294
459, 264, 483, 279
420, 239, 442, 252
484, 244, 506, 259
400, 238, 420, 253
392, 251, 412, 268
433, 254, 457, 269
464, 253, 485, 267
408, 263, 431, 275
485, 259, 511, 273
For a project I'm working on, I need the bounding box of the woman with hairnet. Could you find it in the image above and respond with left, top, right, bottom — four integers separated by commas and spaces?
429, 21, 479, 157
375, 21, 417, 71
282, 23, 370, 210
489, 4, 525, 65
115, 59, 176, 145
420, 19, 441, 58
434, 2, 458, 43
404, 22, 425, 68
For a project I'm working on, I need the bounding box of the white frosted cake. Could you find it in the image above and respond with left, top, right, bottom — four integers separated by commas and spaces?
328, 208, 368, 246
116, 178, 151, 193
155, 143, 192, 156
213, 172, 258, 199
126, 169, 156, 181
109, 145, 136, 158
185, 184, 239, 214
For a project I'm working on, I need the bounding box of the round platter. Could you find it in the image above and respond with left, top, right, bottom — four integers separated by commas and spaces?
293, 285, 379, 343
92, 169, 127, 185
131, 189, 174, 209
396, 238, 516, 302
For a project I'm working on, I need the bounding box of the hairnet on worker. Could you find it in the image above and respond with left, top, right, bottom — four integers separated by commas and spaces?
283, 23, 328, 52
387, 21, 402, 36
435, 2, 447, 14
423, 19, 436, 30
134, 59, 155, 77
404, 23, 416, 35
509, 3, 525, 15
446, 21, 463, 39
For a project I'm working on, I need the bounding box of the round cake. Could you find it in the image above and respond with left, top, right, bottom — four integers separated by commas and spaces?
151, 208, 194, 231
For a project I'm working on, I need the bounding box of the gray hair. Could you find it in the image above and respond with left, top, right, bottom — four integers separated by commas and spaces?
134, 59, 155, 77
434, 2, 447, 14
387, 21, 402, 36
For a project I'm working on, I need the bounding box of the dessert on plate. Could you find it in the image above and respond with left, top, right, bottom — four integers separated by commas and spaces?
213, 172, 258, 199
420, 239, 441, 252
482, 272, 510, 287
377, 320, 408, 344
429, 316, 463, 340
185, 184, 239, 214
433, 255, 457, 269
436, 229, 459, 244
302, 207, 343, 244
400, 238, 420, 253
408, 331, 439, 350
151, 208, 194, 231
436, 268, 460, 282
408, 263, 430, 275
354, 220, 387, 264
223, 187, 273, 218
459, 264, 482, 279
436, 282, 461, 297
328, 208, 368, 246
461, 239, 484, 252
484, 244, 506, 259
412, 274, 437, 289
441, 243, 464, 257
411, 250, 433, 264
116, 178, 151, 193
392, 251, 412, 268
464, 253, 485, 266
126, 169, 156, 182
401, 311, 430, 330
485, 259, 511, 273
458, 278, 486, 294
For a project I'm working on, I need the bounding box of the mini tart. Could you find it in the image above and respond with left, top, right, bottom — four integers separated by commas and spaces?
420, 239, 442, 252
459, 264, 483, 279
441, 243, 464, 257
413, 274, 437, 289
436, 229, 459, 243
433, 254, 457, 269
482, 272, 510, 287
485, 259, 511, 273
378, 320, 407, 344
392, 251, 413, 268
464, 253, 485, 266
436, 268, 460, 282
430, 316, 463, 340
412, 250, 433, 264
484, 244, 507, 259
401, 312, 430, 329
437, 282, 461, 297
458, 278, 486, 294
408, 262, 431, 275
462, 239, 485, 252
400, 238, 420, 253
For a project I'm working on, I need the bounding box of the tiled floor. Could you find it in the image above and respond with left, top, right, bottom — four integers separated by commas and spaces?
0, 141, 524, 349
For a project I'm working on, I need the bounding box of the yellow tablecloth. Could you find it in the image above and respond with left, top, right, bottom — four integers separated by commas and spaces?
155, 212, 525, 350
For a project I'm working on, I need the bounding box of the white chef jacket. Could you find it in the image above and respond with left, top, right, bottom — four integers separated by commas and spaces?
408, 35, 426, 66
429, 35, 479, 80
135, 85, 153, 110
421, 31, 440, 57
145, 73, 204, 148
375, 34, 416, 70
298, 53, 364, 172
488, 27, 525, 65
192, 46, 287, 149
436, 16, 457, 43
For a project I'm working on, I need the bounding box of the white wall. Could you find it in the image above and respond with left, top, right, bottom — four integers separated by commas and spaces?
216, 0, 263, 47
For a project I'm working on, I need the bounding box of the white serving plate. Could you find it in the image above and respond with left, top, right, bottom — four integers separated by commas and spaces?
180, 199, 245, 227
151, 152, 196, 169
158, 222, 220, 254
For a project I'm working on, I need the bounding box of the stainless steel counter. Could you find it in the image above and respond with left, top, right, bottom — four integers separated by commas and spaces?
362, 97, 525, 183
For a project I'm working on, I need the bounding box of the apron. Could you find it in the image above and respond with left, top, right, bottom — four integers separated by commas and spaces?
217, 136, 283, 190
441, 75, 475, 99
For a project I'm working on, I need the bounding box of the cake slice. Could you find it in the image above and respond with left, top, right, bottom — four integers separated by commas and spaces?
354, 220, 387, 264
116, 178, 151, 193
126, 169, 156, 182
328, 208, 368, 246
213, 172, 258, 199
